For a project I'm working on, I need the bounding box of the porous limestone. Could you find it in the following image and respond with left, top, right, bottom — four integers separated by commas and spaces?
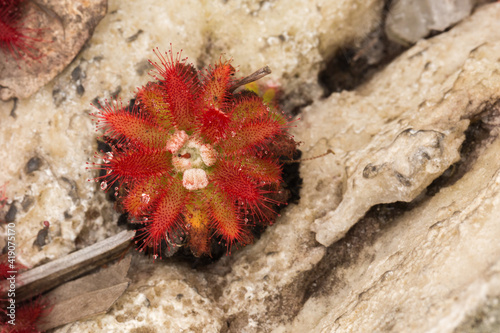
2, 1, 500, 332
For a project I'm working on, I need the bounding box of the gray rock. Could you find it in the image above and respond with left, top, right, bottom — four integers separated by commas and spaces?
385, 0, 475, 44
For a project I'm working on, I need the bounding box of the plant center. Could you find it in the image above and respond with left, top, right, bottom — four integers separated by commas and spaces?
167, 131, 217, 190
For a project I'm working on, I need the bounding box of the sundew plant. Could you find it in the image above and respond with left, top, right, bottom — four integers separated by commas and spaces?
88, 48, 297, 258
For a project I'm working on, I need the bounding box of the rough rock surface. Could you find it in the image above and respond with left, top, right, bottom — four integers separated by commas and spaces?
311, 2, 500, 246
1, 0, 500, 332
293, 4, 500, 332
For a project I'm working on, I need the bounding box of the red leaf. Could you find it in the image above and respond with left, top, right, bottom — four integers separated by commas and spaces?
207, 189, 251, 246
137, 178, 188, 257
184, 193, 212, 256
198, 60, 234, 110
136, 82, 175, 130
92, 101, 169, 150
212, 160, 263, 205
227, 155, 282, 184
100, 150, 172, 189
122, 175, 169, 218
150, 47, 199, 130
197, 107, 231, 143
230, 93, 269, 123
221, 117, 282, 153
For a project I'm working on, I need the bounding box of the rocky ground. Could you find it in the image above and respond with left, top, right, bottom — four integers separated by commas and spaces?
1, 0, 500, 332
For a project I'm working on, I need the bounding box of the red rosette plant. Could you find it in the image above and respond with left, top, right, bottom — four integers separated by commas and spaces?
88, 48, 297, 257
0, 0, 40, 60
0, 256, 50, 333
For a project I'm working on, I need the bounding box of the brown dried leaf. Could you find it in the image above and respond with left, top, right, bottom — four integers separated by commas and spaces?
11, 230, 134, 302
38, 283, 129, 331
45, 255, 131, 303
38, 256, 131, 331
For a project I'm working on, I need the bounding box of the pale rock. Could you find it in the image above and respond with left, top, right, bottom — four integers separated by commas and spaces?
313, 126, 466, 246
1, 0, 500, 333
385, 0, 475, 44
290, 133, 500, 332
293, 3, 500, 332
310, 3, 500, 247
